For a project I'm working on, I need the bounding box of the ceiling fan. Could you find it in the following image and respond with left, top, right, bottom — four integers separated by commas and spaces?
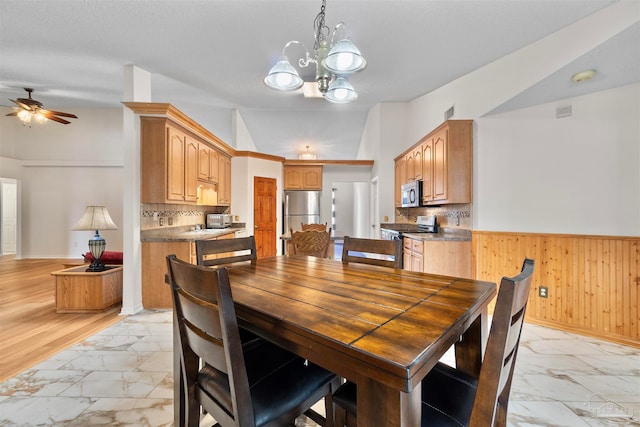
6, 88, 78, 125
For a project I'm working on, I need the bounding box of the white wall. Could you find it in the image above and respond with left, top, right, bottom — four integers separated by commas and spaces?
0, 108, 125, 258
231, 156, 283, 254
475, 84, 639, 235
319, 165, 372, 230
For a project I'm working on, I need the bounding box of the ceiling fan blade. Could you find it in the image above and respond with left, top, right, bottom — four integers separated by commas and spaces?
45, 115, 71, 125
9, 99, 32, 110
5, 111, 19, 116
41, 109, 77, 119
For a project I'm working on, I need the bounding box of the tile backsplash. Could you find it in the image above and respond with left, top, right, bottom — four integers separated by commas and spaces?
141, 204, 230, 230
394, 204, 471, 229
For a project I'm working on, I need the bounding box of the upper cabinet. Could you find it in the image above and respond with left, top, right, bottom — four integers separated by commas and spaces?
197, 143, 219, 184
395, 120, 472, 206
141, 117, 230, 206
217, 154, 231, 206
284, 165, 323, 190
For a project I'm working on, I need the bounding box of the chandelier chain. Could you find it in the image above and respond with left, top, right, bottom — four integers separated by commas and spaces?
313, 0, 329, 52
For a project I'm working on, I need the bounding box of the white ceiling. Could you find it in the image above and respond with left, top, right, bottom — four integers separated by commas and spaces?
1, 0, 637, 159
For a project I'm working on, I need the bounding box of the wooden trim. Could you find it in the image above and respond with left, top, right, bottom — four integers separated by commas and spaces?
234, 150, 285, 162
123, 102, 235, 156
472, 230, 640, 347
394, 119, 473, 162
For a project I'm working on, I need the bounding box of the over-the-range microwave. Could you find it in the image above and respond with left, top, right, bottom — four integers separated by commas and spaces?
401, 180, 423, 207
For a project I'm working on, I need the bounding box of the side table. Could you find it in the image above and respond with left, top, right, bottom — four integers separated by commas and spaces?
51, 265, 123, 313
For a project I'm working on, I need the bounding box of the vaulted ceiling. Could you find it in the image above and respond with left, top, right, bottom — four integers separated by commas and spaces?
1, 0, 637, 159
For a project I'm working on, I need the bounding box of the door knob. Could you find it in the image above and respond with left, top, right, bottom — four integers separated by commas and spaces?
254, 225, 259, 229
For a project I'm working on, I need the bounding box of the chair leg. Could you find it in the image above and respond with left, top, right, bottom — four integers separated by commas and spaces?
334, 406, 346, 427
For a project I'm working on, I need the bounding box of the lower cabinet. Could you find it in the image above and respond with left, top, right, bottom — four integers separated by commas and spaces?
403, 238, 471, 278
141, 232, 236, 308
423, 240, 471, 279
403, 237, 424, 272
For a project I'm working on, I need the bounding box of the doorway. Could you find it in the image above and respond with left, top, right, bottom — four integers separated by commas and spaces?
331, 181, 370, 258
253, 176, 277, 259
1, 178, 18, 256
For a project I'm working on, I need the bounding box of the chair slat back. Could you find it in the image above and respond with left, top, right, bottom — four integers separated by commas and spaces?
470, 258, 534, 427
301, 222, 328, 231
341, 236, 402, 269
166, 254, 254, 426
291, 230, 331, 258
195, 236, 257, 267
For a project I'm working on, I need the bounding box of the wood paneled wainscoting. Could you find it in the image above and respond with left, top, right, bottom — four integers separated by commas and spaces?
472, 231, 639, 348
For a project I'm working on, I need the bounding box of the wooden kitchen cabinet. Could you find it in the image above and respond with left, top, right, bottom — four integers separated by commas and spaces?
395, 159, 403, 207
403, 237, 423, 272
394, 120, 472, 207
283, 165, 323, 190
421, 120, 472, 205
197, 143, 219, 184
217, 153, 231, 205
141, 117, 199, 204
423, 240, 471, 278
141, 232, 237, 308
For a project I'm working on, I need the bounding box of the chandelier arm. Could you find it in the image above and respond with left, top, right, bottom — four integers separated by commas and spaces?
331, 21, 348, 44
281, 40, 315, 68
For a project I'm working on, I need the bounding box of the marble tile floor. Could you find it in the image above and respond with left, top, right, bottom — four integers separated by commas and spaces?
0, 309, 638, 427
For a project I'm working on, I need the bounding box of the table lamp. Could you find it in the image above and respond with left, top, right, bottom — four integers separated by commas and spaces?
73, 206, 118, 272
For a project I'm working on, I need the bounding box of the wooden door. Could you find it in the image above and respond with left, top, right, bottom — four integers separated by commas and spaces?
184, 137, 199, 202
253, 176, 277, 259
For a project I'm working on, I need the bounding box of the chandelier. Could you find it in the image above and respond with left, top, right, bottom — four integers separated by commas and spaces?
264, 0, 367, 103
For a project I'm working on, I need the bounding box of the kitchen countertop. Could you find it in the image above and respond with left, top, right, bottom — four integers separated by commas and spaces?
381, 223, 471, 242
141, 226, 244, 242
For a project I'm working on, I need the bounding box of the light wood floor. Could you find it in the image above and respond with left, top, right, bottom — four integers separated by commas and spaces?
0, 255, 123, 382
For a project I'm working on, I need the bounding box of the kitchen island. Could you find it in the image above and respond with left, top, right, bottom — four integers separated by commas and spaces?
140, 225, 245, 308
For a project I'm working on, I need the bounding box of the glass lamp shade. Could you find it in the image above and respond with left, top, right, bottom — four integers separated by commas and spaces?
323, 39, 367, 75
264, 56, 304, 91
73, 206, 118, 272
324, 77, 358, 103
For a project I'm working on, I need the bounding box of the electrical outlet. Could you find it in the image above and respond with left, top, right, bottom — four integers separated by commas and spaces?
168, 217, 173, 226
159, 217, 163, 227
539, 286, 548, 298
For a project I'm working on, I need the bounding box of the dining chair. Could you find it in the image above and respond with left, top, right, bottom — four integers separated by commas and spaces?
166, 254, 340, 427
341, 236, 402, 269
195, 236, 257, 267
301, 222, 328, 231
195, 236, 261, 345
291, 229, 331, 258
332, 258, 535, 427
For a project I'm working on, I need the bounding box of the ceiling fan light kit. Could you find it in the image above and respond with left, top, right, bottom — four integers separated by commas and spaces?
6, 88, 78, 126
264, 0, 366, 103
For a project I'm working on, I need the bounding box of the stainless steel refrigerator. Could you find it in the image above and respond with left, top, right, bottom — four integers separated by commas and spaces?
284, 191, 320, 233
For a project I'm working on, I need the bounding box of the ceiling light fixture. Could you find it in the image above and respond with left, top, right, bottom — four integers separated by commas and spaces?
572, 69, 596, 83
264, 0, 366, 103
299, 145, 317, 160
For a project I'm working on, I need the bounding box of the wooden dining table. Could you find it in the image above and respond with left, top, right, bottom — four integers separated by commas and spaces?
222, 255, 497, 427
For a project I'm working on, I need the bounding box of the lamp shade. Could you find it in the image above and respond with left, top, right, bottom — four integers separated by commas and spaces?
73, 206, 118, 231
264, 56, 304, 91
323, 39, 367, 75
324, 77, 358, 103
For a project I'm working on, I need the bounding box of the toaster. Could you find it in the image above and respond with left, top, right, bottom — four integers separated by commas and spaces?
206, 214, 232, 229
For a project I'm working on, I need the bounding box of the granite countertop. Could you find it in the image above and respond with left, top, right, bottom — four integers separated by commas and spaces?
141, 225, 244, 242
402, 228, 471, 241
381, 223, 471, 242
